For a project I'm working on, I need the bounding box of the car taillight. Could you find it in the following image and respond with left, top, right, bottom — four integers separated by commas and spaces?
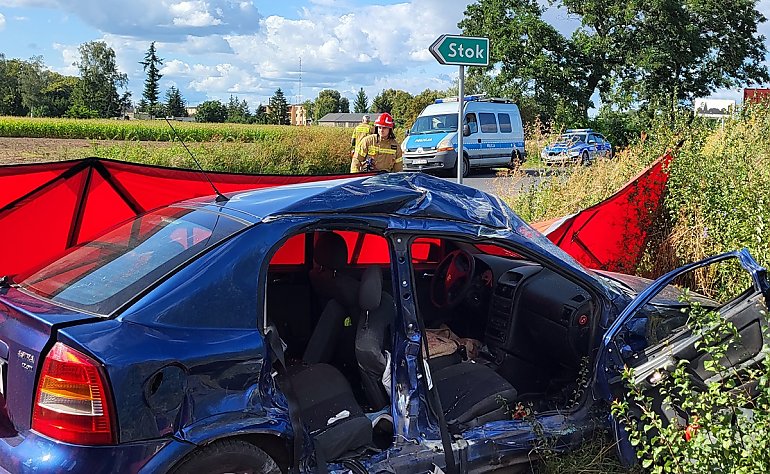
32, 342, 115, 445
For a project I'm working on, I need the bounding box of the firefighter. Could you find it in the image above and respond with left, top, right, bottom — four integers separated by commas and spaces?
350, 112, 403, 173
351, 115, 373, 148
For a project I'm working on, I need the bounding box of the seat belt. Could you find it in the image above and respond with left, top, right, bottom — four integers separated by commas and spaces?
417, 321, 460, 474
266, 327, 330, 474
265, 326, 305, 473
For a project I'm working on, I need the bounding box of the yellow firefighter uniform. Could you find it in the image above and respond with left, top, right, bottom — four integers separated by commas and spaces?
351, 122, 374, 147
351, 134, 403, 173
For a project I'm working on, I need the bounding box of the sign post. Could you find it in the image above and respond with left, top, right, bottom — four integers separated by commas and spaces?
430, 35, 489, 184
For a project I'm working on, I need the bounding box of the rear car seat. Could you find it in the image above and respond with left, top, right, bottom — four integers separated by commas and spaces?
285, 363, 372, 461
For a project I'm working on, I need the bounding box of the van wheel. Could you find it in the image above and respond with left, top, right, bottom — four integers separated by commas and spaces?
447, 154, 470, 178
508, 150, 522, 169
580, 151, 590, 166
170, 439, 281, 474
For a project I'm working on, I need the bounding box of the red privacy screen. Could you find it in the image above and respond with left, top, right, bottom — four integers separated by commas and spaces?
0, 158, 354, 277
531, 153, 672, 273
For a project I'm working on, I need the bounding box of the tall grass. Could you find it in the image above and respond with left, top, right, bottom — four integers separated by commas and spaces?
0, 116, 354, 174
0, 116, 349, 143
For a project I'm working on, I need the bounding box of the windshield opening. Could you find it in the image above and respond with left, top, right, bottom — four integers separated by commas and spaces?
19, 206, 245, 315
410, 114, 459, 135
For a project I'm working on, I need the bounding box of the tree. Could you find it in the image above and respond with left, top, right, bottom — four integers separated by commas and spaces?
195, 100, 227, 123
226, 95, 251, 123
370, 89, 394, 114
302, 99, 314, 123
267, 88, 289, 125
354, 88, 368, 113
404, 89, 443, 126
140, 42, 163, 116
313, 89, 344, 121
39, 74, 78, 117
339, 97, 350, 114
72, 41, 129, 118
460, 0, 769, 121
0, 55, 26, 116
165, 86, 187, 117
254, 103, 268, 124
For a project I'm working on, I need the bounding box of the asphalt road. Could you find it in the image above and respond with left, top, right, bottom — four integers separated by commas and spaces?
441, 168, 557, 195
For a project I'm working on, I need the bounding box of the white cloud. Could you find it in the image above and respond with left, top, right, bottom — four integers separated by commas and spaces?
51, 42, 79, 75
0, 14, 5, 30
169, 1, 223, 27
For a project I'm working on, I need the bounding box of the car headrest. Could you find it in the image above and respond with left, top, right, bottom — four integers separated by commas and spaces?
313, 232, 348, 270
359, 266, 382, 312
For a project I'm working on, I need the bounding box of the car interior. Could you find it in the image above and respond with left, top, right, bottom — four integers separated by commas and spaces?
265, 229, 598, 462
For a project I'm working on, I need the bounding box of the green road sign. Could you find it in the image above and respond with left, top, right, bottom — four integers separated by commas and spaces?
430, 35, 489, 67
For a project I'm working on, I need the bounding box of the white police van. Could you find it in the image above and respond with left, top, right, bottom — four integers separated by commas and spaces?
402, 96, 525, 177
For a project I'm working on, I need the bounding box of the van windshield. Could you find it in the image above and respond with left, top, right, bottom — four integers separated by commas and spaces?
410, 114, 459, 135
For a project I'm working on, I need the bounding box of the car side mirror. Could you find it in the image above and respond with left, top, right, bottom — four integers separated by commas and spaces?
463, 124, 471, 137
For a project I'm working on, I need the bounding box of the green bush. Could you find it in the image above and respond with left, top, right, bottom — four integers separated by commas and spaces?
611, 297, 770, 473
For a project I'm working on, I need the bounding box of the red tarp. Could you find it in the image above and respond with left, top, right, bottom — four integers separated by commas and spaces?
531, 153, 672, 273
0, 158, 353, 277
1, 155, 672, 278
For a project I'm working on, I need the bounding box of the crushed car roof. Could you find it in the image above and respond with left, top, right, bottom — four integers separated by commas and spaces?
194, 172, 525, 230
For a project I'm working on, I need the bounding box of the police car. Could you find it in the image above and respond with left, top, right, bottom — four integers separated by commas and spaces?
541, 129, 613, 165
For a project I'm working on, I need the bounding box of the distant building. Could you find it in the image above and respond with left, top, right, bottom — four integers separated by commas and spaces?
744, 88, 770, 104
317, 112, 380, 128
185, 107, 197, 117
290, 104, 308, 126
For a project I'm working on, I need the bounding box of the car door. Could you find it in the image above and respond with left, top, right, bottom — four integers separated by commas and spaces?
596, 249, 770, 464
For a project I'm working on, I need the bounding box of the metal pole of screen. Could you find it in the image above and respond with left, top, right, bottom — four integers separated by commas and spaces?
457, 65, 464, 184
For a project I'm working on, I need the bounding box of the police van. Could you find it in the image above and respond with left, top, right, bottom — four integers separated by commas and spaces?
401, 96, 525, 176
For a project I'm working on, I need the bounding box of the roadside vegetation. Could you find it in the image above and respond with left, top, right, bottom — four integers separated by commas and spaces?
498, 102, 770, 473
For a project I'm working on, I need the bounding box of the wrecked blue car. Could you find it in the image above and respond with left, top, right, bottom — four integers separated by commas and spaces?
0, 173, 767, 473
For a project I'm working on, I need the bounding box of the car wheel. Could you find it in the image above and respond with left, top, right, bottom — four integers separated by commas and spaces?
170, 439, 282, 474
580, 151, 590, 166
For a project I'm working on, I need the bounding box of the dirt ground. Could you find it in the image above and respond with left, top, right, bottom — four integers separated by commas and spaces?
0, 137, 113, 165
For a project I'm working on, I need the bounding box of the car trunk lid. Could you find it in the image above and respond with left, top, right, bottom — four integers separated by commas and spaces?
0, 287, 100, 434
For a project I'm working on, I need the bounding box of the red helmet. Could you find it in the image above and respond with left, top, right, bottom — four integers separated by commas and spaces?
374, 112, 395, 128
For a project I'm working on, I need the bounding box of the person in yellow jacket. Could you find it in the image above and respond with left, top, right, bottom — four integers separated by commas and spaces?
351, 115, 373, 148
351, 112, 403, 173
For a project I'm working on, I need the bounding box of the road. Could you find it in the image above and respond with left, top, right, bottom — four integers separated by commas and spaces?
442, 168, 557, 195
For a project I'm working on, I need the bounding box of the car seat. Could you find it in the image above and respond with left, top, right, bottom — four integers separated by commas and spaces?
354, 267, 518, 432
304, 232, 360, 364
354, 266, 394, 410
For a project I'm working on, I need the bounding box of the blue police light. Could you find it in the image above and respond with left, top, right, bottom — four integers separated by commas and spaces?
565, 128, 593, 133
435, 95, 482, 104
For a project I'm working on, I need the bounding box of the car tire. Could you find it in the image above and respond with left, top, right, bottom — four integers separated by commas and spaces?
580, 151, 590, 166
170, 439, 282, 474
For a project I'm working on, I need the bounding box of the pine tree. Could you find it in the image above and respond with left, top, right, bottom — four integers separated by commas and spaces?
140, 42, 163, 116
267, 88, 289, 125
165, 86, 187, 117
353, 88, 368, 113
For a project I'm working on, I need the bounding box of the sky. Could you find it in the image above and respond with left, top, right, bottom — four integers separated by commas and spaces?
0, 0, 768, 111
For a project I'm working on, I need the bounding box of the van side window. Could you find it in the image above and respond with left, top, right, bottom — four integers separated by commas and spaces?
498, 113, 512, 133
465, 113, 478, 134
479, 113, 497, 133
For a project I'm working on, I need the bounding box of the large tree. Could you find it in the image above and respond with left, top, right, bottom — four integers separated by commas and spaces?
72, 41, 128, 118
267, 88, 290, 125
313, 89, 345, 120
226, 95, 251, 123
461, 0, 769, 120
353, 88, 368, 113
195, 100, 227, 122
140, 42, 163, 116
165, 86, 187, 117
0, 55, 26, 116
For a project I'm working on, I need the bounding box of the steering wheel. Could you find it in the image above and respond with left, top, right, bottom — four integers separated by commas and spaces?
430, 249, 476, 310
